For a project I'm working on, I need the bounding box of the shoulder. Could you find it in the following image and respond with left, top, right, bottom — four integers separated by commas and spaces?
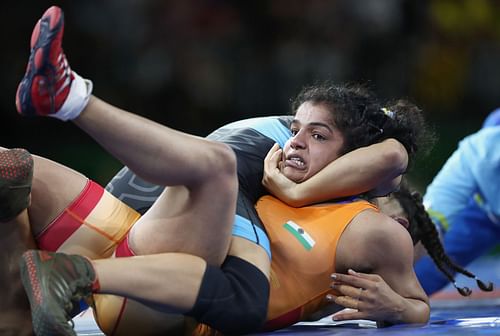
336, 209, 413, 273
457, 128, 500, 168
352, 209, 408, 234
349, 210, 414, 259
460, 128, 500, 151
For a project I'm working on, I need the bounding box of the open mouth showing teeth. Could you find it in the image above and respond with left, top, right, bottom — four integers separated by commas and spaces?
286, 156, 305, 168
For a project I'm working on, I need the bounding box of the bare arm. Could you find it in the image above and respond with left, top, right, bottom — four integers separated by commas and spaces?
332, 212, 429, 324
262, 139, 408, 207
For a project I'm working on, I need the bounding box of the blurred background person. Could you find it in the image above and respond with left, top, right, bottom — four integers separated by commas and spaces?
415, 108, 500, 295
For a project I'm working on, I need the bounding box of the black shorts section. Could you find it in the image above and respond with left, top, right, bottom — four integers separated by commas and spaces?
187, 256, 270, 334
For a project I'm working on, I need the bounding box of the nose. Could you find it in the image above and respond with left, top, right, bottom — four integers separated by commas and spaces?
290, 130, 306, 149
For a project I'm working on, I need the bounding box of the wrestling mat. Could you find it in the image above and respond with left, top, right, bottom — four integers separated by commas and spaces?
75, 255, 500, 336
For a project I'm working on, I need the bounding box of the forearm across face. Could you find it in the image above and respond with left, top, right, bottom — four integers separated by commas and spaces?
264, 139, 408, 207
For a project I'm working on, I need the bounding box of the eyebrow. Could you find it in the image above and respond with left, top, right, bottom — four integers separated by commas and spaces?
291, 120, 334, 133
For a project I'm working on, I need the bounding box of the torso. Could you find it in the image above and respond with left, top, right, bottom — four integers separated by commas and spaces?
255, 195, 378, 331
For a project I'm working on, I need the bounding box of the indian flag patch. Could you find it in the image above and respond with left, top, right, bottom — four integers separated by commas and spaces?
283, 220, 315, 250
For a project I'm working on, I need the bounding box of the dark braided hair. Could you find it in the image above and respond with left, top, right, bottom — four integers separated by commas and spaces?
290, 82, 436, 165
391, 182, 494, 296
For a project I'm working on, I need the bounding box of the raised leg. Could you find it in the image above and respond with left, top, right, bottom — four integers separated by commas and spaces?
15, 5, 238, 265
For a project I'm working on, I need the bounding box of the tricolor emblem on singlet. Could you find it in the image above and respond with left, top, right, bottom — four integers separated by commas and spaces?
283, 220, 315, 251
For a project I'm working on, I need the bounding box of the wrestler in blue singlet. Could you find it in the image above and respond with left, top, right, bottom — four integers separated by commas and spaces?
106, 116, 293, 259
415, 109, 500, 295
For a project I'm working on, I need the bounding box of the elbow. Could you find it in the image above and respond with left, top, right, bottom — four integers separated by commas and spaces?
409, 301, 431, 325
401, 297, 431, 325
283, 195, 309, 208
379, 302, 430, 327
382, 139, 408, 174
421, 299, 431, 323
282, 192, 315, 207
412, 303, 431, 325
423, 305, 431, 324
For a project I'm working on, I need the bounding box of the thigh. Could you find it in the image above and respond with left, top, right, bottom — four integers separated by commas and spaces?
0, 147, 88, 236
31, 174, 139, 259
93, 294, 195, 336
53, 186, 140, 259
129, 179, 237, 266
29, 155, 88, 236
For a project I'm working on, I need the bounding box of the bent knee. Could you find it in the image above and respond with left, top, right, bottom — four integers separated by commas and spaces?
193, 141, 237, 184
210, 142, 237, 177
382, 138, 408, 172
200, 142, 237, 194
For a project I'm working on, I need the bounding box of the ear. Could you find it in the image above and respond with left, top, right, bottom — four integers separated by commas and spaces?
393, 216, 410, 230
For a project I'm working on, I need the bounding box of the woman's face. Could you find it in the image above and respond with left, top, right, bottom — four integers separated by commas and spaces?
281, 102, 345, 183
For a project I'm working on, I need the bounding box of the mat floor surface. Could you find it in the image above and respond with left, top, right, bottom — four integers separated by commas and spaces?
74, 256, 500, 335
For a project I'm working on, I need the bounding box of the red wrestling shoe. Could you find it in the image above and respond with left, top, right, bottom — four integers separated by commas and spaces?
0, 148, 33, 222
15, 6, 91, 121
19, 250, 99, 336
